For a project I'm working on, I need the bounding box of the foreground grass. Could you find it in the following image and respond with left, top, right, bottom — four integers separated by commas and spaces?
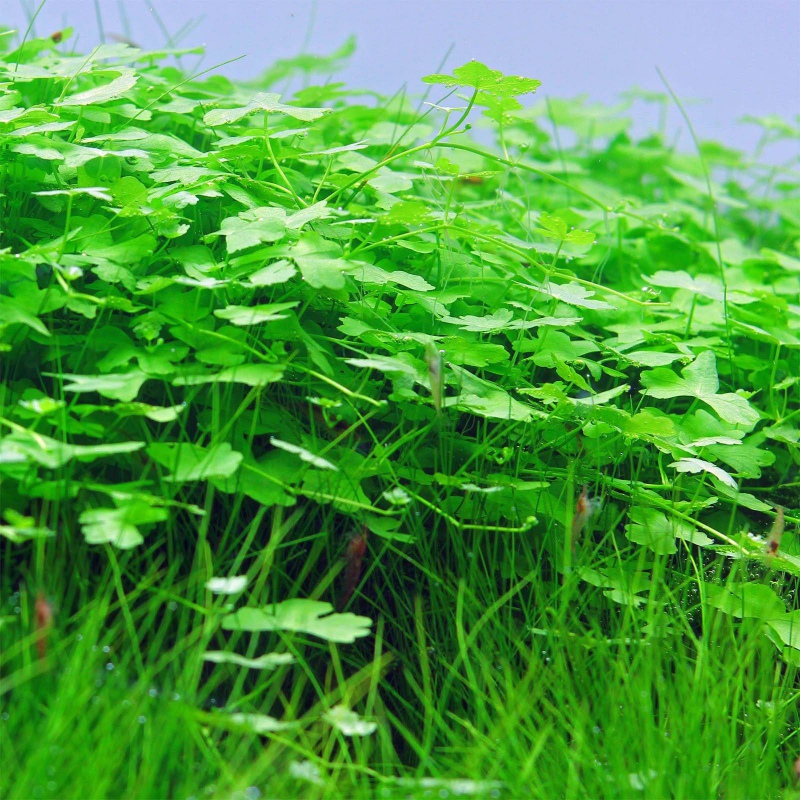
1, 23, 799, 800
3, 546, 798, 799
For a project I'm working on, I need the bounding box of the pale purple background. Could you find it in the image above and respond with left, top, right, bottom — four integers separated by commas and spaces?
6, 0, 800, 160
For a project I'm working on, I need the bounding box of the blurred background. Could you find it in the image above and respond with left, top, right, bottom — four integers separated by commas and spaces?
5, 0, 799, 160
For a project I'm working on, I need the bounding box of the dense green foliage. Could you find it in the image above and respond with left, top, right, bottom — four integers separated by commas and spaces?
1, 26, 799, 800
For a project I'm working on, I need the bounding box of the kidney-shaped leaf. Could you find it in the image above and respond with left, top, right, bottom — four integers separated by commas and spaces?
205, 575, 249, 594
0, 431, 144, 469
203, 651, 294, 670
214, 302, 298, 326
670, 457, 738, 490
54, 370, 148, 403
222, 598, 372, 643
641, 351, 759, 428
324, 704, 377, 736
226, 713, 298, 733
423, 61, 540, 98
270, 437, 337, 470
767, 611, 800, 650
280, 233, 350, 290
204, 92, 329, 126
79, 500, 167, 549
704, 582, 786, 620
147, 442, 243, 482
56, 69, 138, 106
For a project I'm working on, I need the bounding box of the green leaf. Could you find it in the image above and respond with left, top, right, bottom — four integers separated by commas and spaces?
640, 351, 759, 427
625, 508, 676, 554
300, 468, 371, 511
214, 302, 298, 325
573, 384, 630, 406
766, 611, 800, 650
282, 233, 350, 290
624, 409, 676, 438
51, 371, 148, 403
347, 263, 435, 291
645, 270, 729, 301
173, 363, 285, 387
0, 431, 144, 469
537, 213, 595, 245
147, 442, 243, 482
442, 337, 509, 367
56, 69, 138, 106
324, 705, 377, 737
538, 281, 613, 310
0, 510, 54, 543
110, 176, 148, 211
345, 355, 420, 377
79, 500, 168, 549
0, 296, 51, 337
423, 61, 540, 98
626, 507, 713, 552
226, 714, 298, 733
712, 483, 774, 513
670, 457, 738, 490
248, 259, 297, 286
270, 437, 337, 471
221, 599, 372, 643
215, 207, 287, 253
704, 582, 785, 620
203, 651, 294, 670
203, 92, 329, 126
205, 576, 249, 594
286, 201, 332, 228
213, 454, 297, 508
447, 364, 534, 422
442, 309, 514, 332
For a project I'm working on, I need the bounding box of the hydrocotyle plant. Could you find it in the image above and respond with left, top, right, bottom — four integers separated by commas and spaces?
1, 24, 799, 800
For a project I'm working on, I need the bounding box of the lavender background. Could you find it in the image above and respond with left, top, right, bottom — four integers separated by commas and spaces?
6, 0, 799, 159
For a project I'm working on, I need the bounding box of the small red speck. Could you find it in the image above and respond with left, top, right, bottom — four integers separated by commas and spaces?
50, 31, 63, 43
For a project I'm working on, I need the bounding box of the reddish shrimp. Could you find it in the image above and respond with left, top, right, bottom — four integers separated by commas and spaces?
35, 591, 53, 661
571, 485, 601, 550
765, 506, 785, 557
338, 526, 368, 610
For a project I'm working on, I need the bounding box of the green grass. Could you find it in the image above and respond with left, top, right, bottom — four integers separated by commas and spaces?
1, 20, 799, 800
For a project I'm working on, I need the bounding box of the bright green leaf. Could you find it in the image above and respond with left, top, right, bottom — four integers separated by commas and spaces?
204, 92, 329, 125
221, 599, 372, 643
640, 351, 759, 428
147, 442, 243, 482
